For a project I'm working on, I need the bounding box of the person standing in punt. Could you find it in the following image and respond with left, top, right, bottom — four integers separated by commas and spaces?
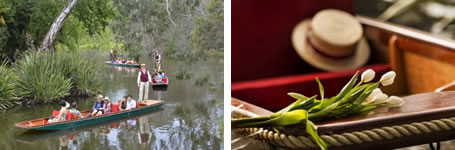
137, 64, 152, 101
155, 51, 161, 71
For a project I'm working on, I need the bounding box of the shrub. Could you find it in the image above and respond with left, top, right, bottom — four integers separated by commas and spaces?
0, 62, 21, 109
15, 52, 72, 103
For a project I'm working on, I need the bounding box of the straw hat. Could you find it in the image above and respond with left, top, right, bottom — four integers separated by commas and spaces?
291, 9, 370, 71
104, 97, 110, 101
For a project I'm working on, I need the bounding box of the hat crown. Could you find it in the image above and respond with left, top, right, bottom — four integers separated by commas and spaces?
311, 9, 362, 46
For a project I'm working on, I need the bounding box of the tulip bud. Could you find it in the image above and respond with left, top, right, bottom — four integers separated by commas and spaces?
372, 93, 388, 103
361, 69, 375, 83
380, 71, 396, 86
387, 96, 405, 107
365, 88, 382, 103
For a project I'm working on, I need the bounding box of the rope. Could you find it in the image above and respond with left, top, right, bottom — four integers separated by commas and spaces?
235, 117, 455, 149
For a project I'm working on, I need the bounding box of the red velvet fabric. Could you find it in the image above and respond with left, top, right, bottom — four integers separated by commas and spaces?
232, 65, 391, 111
232, 0, 355, 82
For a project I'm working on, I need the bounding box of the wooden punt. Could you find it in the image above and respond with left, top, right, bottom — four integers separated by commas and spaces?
15, 100, 163, 130
104, 61, 140, 68
151, 77, 168, 86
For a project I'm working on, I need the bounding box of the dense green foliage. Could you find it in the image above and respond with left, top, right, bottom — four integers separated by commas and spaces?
110, 0, 224, 59
15, 52, 72, 103
14, 51, 102, 104
1, 0, 223, 62
192, 0, 224, 56
0, 62, 21, 109
0, 0, 116, 60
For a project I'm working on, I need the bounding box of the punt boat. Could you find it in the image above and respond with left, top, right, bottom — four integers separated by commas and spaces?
104, 61, 140, 68
15, 100, 163, 130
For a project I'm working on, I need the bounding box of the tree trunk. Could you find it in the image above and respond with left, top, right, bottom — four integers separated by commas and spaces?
165, 0, 177, 27
39, 0, 78, 52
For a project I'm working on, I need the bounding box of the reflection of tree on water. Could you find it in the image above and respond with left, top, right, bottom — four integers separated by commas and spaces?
174, 59, 222, 93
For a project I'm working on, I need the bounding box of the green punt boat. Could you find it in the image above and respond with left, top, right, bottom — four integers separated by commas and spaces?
104, 61, 140, 68
15, 100, 163, 130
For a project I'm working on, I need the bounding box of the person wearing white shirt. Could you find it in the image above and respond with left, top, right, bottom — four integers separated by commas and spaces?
125, 95, 136, 110
137, 64, 152, 101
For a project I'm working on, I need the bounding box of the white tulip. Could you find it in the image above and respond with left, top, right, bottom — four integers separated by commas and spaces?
361, 69, 375, 83
365, 88, 382, 103
380, 71, 396, 86
387, 96, 405, 107
372, 93, 388, 103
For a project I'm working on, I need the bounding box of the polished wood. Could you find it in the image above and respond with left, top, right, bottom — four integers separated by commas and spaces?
233, 91, 455, 149
386, 35, 408, 95
231, 97, 273, 117
360, 16, 455, 95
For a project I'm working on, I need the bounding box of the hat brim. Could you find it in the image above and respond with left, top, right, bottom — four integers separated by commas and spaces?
291, 19, 370, 72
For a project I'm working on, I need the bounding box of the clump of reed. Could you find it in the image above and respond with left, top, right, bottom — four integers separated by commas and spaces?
0, 62, 22, 109
14, 51, 102, 104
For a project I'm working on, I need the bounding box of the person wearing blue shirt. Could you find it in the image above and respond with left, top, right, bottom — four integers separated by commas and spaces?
90, 95, 105, 117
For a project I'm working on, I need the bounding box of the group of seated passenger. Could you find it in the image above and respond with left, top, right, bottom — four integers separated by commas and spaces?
111, 58, 137, 64
49, 100, 84, 123
152, 69, 167, 83
118, 95, 137, 111
48, 95, 138, 123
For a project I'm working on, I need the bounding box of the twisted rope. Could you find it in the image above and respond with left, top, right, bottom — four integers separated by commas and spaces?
235, 117, 455, 149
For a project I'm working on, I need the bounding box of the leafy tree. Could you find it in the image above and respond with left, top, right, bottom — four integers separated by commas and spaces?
0, 0, 116, 61
192, 0, 224, 56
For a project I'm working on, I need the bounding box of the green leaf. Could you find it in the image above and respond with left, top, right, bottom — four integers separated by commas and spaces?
333, 71, 359, 104
306, 115, 327, 150
278, 94, 314, 113
316, 77, 324, 101
288, 92, 309, 100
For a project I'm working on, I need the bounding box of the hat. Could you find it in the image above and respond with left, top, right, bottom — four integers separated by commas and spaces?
291, 9, 370, 71
98, 95, 104, 99
104, 97, 110, 101
140, 64, 146, 67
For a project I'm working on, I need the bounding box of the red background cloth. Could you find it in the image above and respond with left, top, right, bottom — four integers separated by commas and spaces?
232, 0, 355, 82
231, 0, 391, 111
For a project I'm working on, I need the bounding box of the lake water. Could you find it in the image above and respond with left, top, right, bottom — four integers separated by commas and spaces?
0, 52, 224, 150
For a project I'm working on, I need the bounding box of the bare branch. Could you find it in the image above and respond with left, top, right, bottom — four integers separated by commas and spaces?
39, 0, 78, 52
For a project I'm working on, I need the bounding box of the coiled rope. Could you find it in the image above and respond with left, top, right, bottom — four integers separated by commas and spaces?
235, 117, 455, 149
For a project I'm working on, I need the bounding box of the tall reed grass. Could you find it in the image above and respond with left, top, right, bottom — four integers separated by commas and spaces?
0, 62, 22, 109
13, 51, 102, 104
